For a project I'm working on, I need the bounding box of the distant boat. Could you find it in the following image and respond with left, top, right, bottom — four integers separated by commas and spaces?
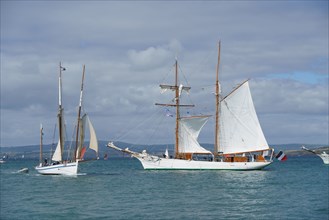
17, 168, 29, 173
0, 155, 7, 163
301, 146, 329, 164
35, 63, 98, 175
108, 42, 274, 170
104, 153, 108, 160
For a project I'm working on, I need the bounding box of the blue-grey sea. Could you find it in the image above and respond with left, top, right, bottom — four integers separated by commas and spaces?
1, 156, 328, 220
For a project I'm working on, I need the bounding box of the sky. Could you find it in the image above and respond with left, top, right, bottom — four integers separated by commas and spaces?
1, 1, 328, 147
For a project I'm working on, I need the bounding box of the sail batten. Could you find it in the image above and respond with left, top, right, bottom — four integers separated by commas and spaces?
219, 81, 269, 154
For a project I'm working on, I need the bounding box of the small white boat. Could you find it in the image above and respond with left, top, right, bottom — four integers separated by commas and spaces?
318, 152, 329, 164
302, 146, 329, 164
36, 161, 78, 175
1, 155, 8, 163
17, 168, 29, 173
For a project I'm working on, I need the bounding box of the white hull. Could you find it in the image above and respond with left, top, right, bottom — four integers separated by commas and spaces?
318, 154, 329, 164
302, 147, 329, 165
35, 161, 78, 175
107, 142, 272, 171
134, 155, 272, 170
18, 168, 29, 173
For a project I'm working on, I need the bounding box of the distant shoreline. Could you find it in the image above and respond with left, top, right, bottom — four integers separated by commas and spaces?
1, 142, 328, 160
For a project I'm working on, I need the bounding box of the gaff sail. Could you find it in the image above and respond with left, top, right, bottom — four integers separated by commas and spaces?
219, 81, 269, 154
75, 114, 99, 159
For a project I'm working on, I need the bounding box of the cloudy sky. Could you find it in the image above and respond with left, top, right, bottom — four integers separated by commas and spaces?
1, 1, 328, 147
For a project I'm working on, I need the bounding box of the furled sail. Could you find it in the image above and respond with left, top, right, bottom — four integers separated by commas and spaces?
219, 81, 269, 154
178, 116, 211, 154
160, 84, 191, 93
87, 115, 98, 155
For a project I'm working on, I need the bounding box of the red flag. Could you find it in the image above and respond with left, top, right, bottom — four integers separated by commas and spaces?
80, 147, 87, 160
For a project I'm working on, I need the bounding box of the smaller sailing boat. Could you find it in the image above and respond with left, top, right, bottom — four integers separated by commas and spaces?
301, 146, 329, 164
35, 63, 98, 175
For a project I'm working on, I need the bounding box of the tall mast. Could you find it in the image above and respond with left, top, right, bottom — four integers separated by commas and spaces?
214, 41, 221, 156
74, 65, 85, 161
174, 59, 180, 158
155, 59, 194, 159
39, 124, 43, 165
58, 62, 65, 162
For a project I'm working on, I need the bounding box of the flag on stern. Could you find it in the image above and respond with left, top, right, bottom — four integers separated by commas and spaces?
276, 151, 287, 161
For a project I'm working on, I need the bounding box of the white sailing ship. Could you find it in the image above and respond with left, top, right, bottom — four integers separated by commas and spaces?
302, 146, 329, 164
35, 63, 98, 175
108, 42, 274, 170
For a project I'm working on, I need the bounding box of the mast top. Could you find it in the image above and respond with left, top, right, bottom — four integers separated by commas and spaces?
58, 62, 66, 107
156, 59, 194, 108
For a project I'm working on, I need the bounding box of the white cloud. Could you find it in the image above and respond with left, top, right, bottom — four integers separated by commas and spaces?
1, 1, 328, 147
127, 39, 183, 70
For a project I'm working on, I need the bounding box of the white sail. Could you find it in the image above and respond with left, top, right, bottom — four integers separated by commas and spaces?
87, 115, 98, 154
219, 81, 269, 154
165, 148, 169, 158
52, 139, 62, 161
178, 116, 211, 154
52, 110, 66, 162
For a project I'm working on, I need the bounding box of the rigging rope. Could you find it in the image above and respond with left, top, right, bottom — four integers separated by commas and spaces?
50, 124, 57, 159
67, 123, 76, 161
111, 107, 163, 142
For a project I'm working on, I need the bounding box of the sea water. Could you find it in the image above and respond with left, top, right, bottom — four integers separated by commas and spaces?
0, 156, 328, 220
